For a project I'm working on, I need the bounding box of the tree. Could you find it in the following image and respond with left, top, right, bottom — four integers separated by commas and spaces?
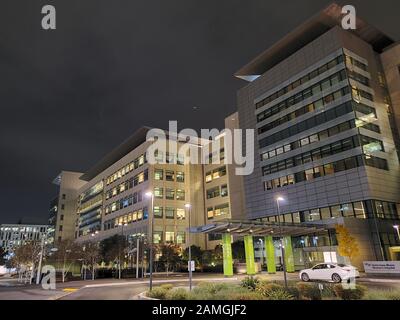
159, 244, 181, 275
11, 241, 41, 283
81, 241, 100, 280
183, 245, 203, 271
335, 224, 360, 261
99, 235, 128, 277
49, 240, 82, 282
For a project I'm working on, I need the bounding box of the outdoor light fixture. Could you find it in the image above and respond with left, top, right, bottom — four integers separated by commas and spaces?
185, 203, 193, 291
275, 195, 288, 288
145, 191, 155, 291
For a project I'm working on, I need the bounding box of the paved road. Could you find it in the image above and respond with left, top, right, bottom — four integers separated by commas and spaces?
1, 273, 400, 300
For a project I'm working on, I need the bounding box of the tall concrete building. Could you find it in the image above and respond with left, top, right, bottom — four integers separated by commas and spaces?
51, 121, 245, 251
234, 3, 400, 268
49, 171, 86, 243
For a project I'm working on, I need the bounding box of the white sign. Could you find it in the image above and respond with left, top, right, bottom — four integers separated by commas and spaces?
188, 260, 195, 272
363, 261, 400, 274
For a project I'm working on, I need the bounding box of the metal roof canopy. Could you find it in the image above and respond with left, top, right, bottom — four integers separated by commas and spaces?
189, 219, 328, 237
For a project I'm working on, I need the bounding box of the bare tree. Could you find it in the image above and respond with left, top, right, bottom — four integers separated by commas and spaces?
81, 241, 100, 280
49, 240, 82, 283
11, 242, 41, 283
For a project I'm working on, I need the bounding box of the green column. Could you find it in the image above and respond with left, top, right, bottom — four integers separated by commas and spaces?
244, 235, 256, 275
222, 233, 233, 277
283, 236, 295, 273
265, 236, 276, 274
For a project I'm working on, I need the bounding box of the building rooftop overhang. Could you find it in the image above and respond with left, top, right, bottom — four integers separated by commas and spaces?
189, 219, 328, 237
80, 126, 152, 181
235, 2, 394, 81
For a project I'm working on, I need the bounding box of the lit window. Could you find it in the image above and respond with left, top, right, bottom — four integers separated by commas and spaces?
154, 169, 163, 180
176, 171, 185, 183
165, 207, 175, 219
176, 232, 185, 244
166, 188, 175, 200
176, 189, 185, 201
177, 208, 185, 220
154, 187, 163, 198
165, 231, 175, 243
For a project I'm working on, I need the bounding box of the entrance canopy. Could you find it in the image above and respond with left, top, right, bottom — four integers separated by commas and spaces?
189, 219, 328, 237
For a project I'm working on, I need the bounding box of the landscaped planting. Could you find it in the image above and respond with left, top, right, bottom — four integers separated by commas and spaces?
145, 276, 393, 300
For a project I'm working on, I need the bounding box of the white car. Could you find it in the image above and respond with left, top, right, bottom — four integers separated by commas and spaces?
299, 263, 359, 283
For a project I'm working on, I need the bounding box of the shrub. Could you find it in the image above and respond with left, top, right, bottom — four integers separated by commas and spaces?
333, 284, 366, 300
227, 291, 266, 300
265, 289, 294, 300
241, 276, 259, 291
286, 286, 300, 300
159, 284, 173, 291
366, 289, 400, 300
296, 282, 322, 300
147, 287, 168, 299
166, 288, 189, 300
255, 280, 284, 297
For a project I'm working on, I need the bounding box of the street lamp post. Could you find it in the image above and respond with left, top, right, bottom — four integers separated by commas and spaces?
145, 191, 155, 291
185, 203, 192, 291
118, 223, 127, 280
276, 196, 288, 289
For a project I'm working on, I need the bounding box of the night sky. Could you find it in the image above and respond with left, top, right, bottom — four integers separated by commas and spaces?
0, 1, 398, 224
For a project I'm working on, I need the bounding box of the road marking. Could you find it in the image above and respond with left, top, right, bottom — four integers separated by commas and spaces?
62, 288, 79, 292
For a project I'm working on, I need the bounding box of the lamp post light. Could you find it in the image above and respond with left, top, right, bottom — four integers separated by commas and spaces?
276, 196, 288, 289
394, 225, 400, 241
134, 233, 145, 279
145, 191, 155, 291
118, 223, 127, 280
185, 203, 193, 291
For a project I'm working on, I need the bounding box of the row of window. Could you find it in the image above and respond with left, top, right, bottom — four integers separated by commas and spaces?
153, 187, 186, 201
261, 119, 355, 161
345, 54, 368, 71
79, 181, 104, 204
258, 101, 379, 149
263, 200, 398, 224
351, 86, 374, 103
207, 203, 230, 219
78, 194, 103, 214
255, 54, 345, 109
103, 207, 148, 230
154, 206, 186, 219
104, 191, 143, 215
153, 150, 185, 165
257, 69, 348, 124
347, 70, 370, 87
263, 155, 388, 190
206, 148, 225, 164
205, 166, 227, 183
261, 135, 383, 176
153, 231, 186, 244
106, 154, 146, 185
105, 169, 148, 200
258, 85, 351, 135
206, 184, 228, 199
154, 169, 185, 182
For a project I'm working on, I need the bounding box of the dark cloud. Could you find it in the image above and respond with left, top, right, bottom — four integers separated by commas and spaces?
0, 0, 398, 224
